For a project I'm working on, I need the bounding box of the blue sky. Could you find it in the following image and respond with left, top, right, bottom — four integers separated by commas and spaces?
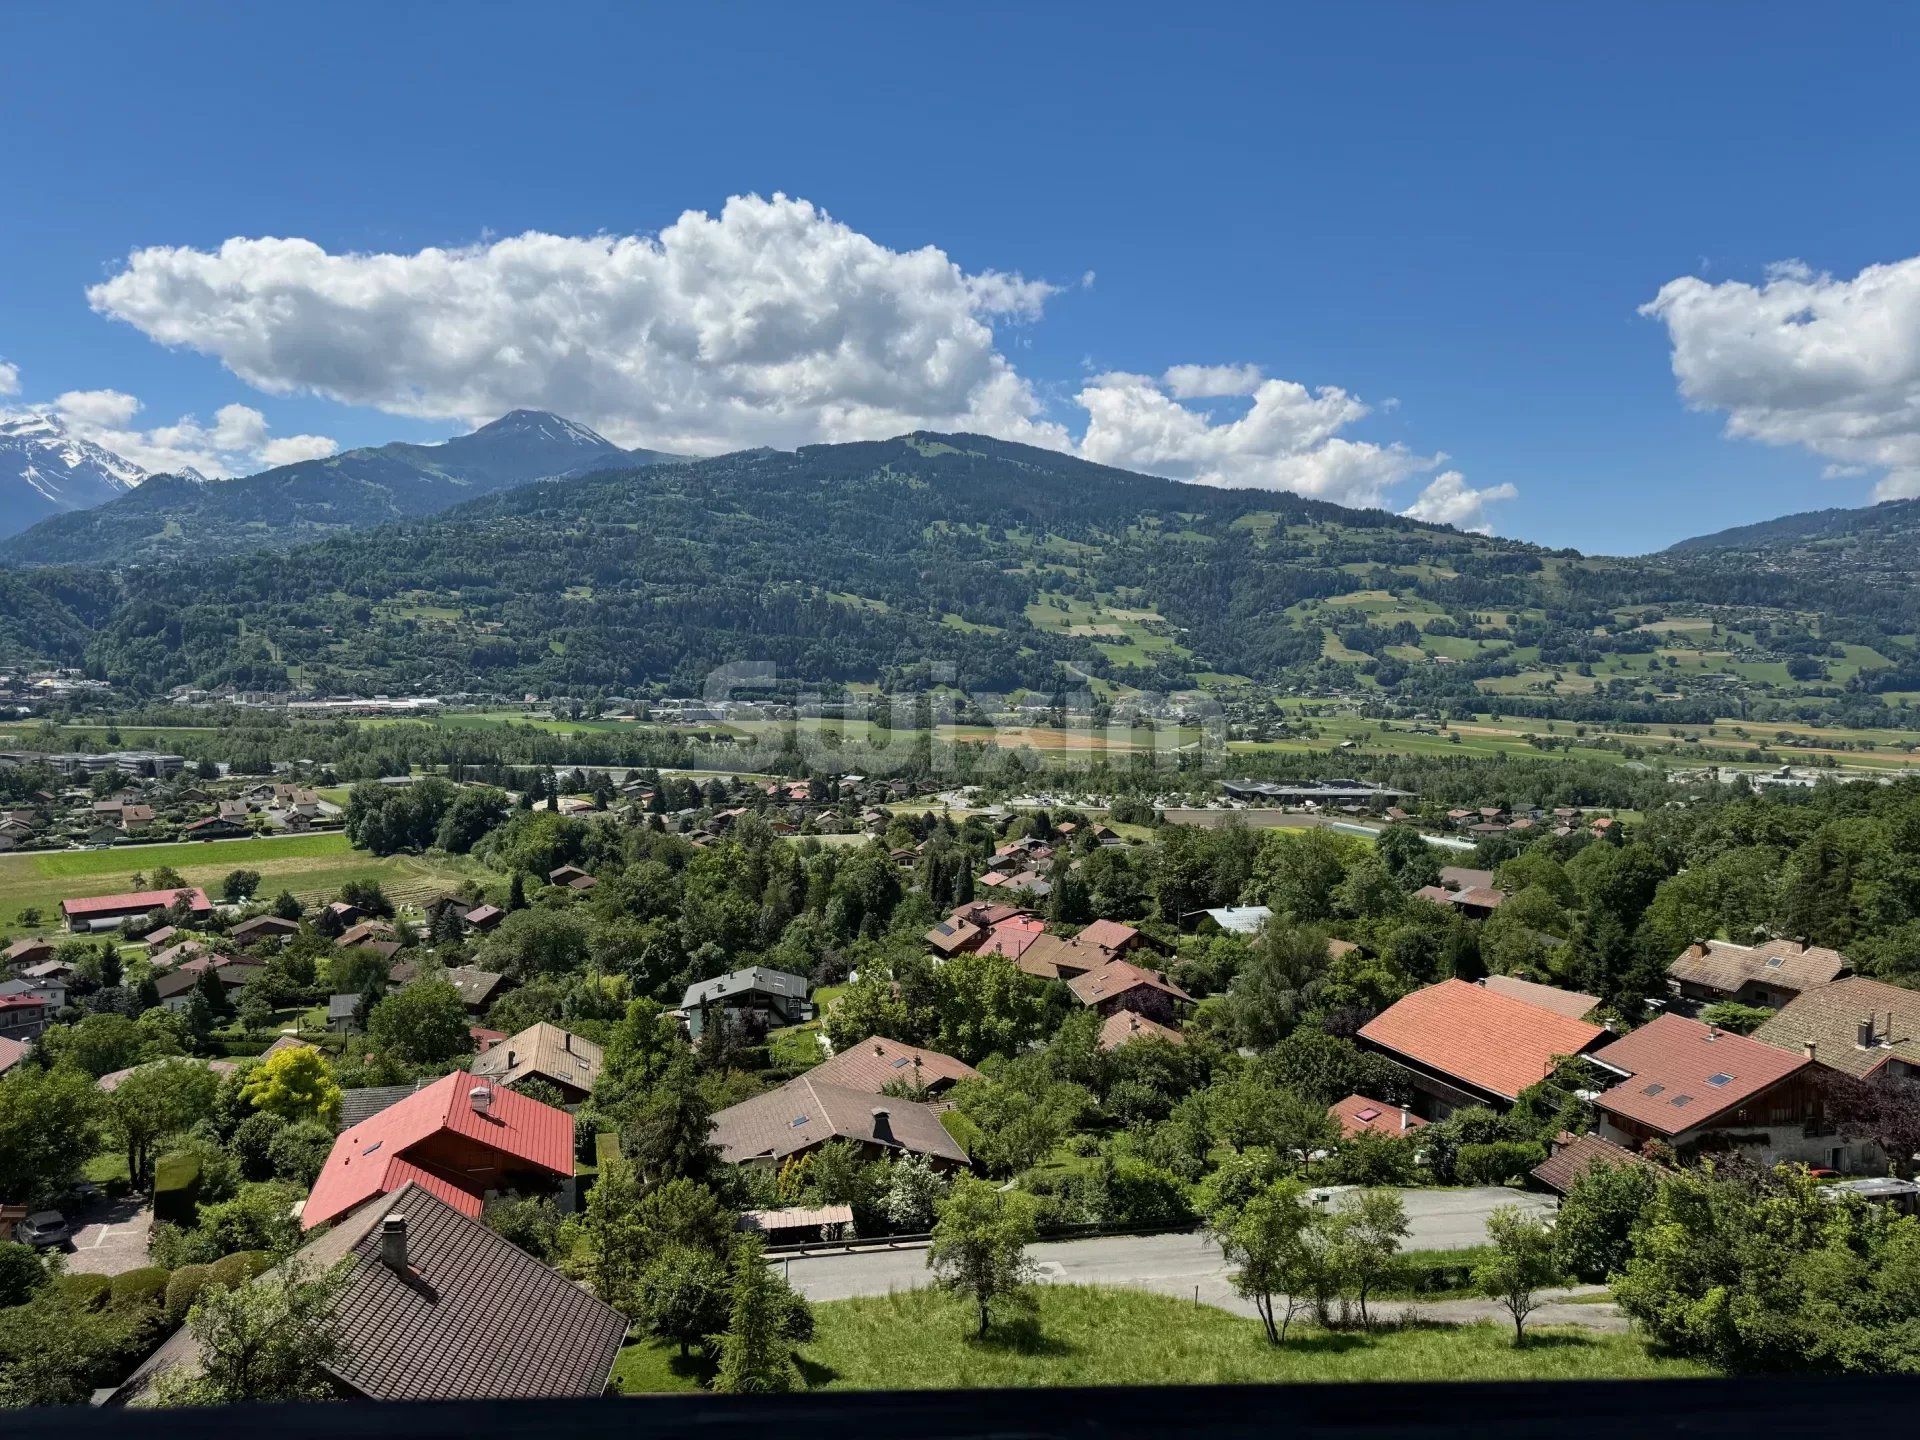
5, 1, 1919, 552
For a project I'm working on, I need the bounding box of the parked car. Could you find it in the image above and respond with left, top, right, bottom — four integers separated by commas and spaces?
17, 1211, 69, 1249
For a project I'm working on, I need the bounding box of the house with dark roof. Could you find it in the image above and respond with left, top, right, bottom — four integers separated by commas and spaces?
679, 965, 811, 1040
806, 1036, 981, 1097
1667, 939, 1849, 1009
1358, 978, 1611, 1119
1588, 1014, 1828, 1167
1530, 1131, 1659, 1196
2, 938, 55, 970
1754, 975, 1920, 1083
229, 914, 300, 946
108, 1184, 626, 1403
301, 1071, 574, 1230
468, 1021, 604, 1103
710, 1074, 969, 1170
390, 962, 508, 1014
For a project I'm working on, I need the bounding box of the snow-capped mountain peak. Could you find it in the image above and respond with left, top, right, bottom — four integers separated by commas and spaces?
0, 411, 149, 539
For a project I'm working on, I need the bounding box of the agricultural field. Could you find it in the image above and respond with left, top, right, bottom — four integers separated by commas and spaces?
0, 832, 493, 936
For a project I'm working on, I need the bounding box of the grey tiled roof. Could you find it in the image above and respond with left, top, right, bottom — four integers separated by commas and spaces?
338, 1079, 434, 1128
710, 1074, 968, 1166
680, 965, 809, 1010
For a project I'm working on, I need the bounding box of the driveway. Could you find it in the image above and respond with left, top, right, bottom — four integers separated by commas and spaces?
777, 1187, 1557, 1310
64, 1194, 154, 1276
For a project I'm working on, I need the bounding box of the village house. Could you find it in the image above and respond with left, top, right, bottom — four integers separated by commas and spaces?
1014, 932, 1113, 981
1329, 1094, 1426, 1140
805, 1035, 982, 1097
1358, 978, 1611, 1119
1587, 1014, 1832, 1168
109, 1184, 626, 1403
1067, 957, 1193, 1024
229, 914, 300, 946
1754, 975, 1920, 1085
468, 1021, 605, 1103
1530, 1131, 1659, 1196
679, 965, 811, 1040
1667, 938, 1850, 1010
390, 962, 508, 1015
301, 1071, 575, 1231
709, 1073, 970, 1169
2, 937, 55, 970
0, 993, 48, 1043
1479, 974, 1600, 1020
1097, 1009, 1185, 1051
547, 863, 596, 891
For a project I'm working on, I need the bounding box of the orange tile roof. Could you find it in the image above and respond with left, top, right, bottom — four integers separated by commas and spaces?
1077, 919, 1141, 951
1329, 1093, 1426, 1139
1358, 978, 1609, 1101
1590, 1013, 1807, 1135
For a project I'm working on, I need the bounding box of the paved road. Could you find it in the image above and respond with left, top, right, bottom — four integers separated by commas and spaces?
778, 1187, 1557, 1310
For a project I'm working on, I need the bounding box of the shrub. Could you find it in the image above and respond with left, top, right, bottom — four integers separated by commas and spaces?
267, 1121, 335, 1187
109, 1266, 171, 1311
1455, 1140, 1546, 1186
54, 1272, 113, 1311
1101, 1154, 1193, 1228
230, 1112, 288, 1181
207, 1250, 271, 1291
163, 1264, 213, 1323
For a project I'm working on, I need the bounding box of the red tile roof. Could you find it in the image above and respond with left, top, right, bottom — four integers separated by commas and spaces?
302, 1070, 573, 1230
977, 916, 1047, 960
1590, 1013, 1808, 1135
1329, 1093, 1427, 1139
60, 886, 211, 918
1530, 1131, 1657, 1195
1358, 978, 1609, 1101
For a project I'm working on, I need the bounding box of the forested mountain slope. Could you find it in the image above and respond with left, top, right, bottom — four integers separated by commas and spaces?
0, 409, 679, 566
35, 432, 1916, 711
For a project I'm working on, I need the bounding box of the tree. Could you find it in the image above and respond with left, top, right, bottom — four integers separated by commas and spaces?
270, 891, 304, 921
1476, 1204, 1560, 1344
1554, 1159, 1659, 1282
577, 1158, 651, 1317
1209, 1177, 1320, 1343
1823, 1072, 1920, 1177
622, 1055, 718, 1184
926, 1177, 1039, 1338
222, 869, 262, 903
155, 1262, 349, 1404
883, 1152, 952, 1232
715, 1236, 812, 1392
1325, 1187, 1409, 1329
366, 980, 470, 1066
107, 1059, 221, 1185
1226, 921, 1330, 1048
638, 1244, 731, 1356
240, 1046, 343, 1126
238, 993, 273, 1036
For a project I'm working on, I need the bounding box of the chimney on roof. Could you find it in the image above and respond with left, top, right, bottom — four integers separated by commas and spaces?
1706, 1023, 1720, 1040
505, 1050, 516, 1070
1857, 1018, 1875, 1049
469, 1083, 493, 1115
1400, 1105, 1412, 1133
871, 1106, 894, 1145
380, 1214, 408, 1274
1804, 1040, 1818, 1062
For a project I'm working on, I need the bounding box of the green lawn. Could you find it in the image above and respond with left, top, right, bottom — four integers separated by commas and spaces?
0, 832, 494, 934
613, 1286, 1707, 1394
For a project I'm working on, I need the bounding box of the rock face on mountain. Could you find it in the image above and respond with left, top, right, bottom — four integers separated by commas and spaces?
0, 412, 147, 539
0, 409, 678, 565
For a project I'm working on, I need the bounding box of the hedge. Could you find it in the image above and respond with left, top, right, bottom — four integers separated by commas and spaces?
152, 1152, 202, 1225
54, 1271, 113, 1311
163, 1263, 213, 1324
109, 1266, 171, 1310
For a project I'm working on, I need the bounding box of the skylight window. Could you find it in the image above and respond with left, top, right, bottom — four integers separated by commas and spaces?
789, 1114, 810, 1127
1642, 1082, 1665, 1096
1708, 1073, 1734, 1086
1765, 956, 1785, 969
891, 1056, 912, 1068
363, 1140, 383, 1155
1356, 1107, 1381, 1122
1670, 1094, 1693, 1107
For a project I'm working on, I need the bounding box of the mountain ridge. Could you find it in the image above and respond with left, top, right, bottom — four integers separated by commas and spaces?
0, 412, 147, 539
0, 408, 681, 566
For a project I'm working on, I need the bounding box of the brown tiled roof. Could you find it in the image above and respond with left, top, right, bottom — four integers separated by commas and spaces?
469, 1021, 605, 1094
806, 1036, 981, 1094
114, 1184, 626, 1403
710, 1075, 969, 1166
1014, 933, 1111, 980
1097, 1010, 1185, 1051
1329, 1093, 1426, 1139
1077, 919, 1142, 951
1530, 1132, 1657, 1195
1667, 939, 1849, 997
1358, 978, 1608, 1101
1067, 958, 1193, 1008
1450, 886, 1507, 911
1590, 1014, 1807, 1135
925, 916, 983, 955
1439, 867, 1496, 892
1753, 975, 1920, 1079
1481, 974, 1599, 1020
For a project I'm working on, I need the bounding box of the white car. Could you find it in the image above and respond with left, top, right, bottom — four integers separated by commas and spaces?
17, 1211, 69, 1249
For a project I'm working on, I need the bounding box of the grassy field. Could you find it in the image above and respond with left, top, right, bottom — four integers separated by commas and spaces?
608, 1286, 1707, 1394
0, 832, 493, 935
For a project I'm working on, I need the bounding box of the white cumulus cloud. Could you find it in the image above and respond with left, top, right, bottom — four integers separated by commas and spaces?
86, 192, 1069, 456
1074, 367, 1496, 519
0, 360, 19, 397
1643, 254, 1920, 500
50, 391, 335, 478
1399, 470, 1519, 535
